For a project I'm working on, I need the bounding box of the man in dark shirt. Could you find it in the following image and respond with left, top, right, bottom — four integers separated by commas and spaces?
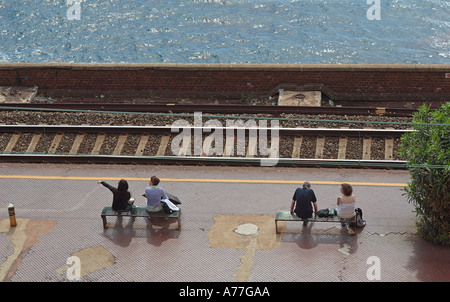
290, 181, 319, 225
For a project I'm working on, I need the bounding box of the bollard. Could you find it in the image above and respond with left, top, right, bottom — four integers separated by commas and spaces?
8, 203, 17, 227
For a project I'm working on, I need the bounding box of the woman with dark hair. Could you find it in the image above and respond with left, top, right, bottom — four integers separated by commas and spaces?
98, 179, 134, 211
336, 183, 356, 221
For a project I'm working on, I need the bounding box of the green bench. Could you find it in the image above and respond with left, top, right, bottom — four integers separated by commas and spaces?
275, 210, 356, 233
101, 206, 181, 230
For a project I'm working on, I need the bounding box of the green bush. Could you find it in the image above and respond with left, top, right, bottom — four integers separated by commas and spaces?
399, 102, 450, 247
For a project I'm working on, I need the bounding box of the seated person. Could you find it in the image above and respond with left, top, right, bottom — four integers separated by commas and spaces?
290, 181, 319, 225
336, 183, 356, 222
144, 176, 169, 212
98, 179, 134, 212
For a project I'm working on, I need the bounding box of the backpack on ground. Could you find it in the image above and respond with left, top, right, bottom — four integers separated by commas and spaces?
354, 208, 366, 227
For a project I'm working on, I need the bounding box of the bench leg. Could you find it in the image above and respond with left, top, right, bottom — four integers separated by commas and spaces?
101, 215, 108, 229
275, 220, 279, 234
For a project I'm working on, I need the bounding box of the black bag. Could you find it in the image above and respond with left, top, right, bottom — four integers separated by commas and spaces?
166, 192, 181, 205
317, 208, 329, 217
317, 208, 337, 218
162, 201, 174, 214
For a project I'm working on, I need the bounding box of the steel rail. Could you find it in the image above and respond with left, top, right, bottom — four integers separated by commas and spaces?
0, 124, 411, 137
0, 103, 417, 117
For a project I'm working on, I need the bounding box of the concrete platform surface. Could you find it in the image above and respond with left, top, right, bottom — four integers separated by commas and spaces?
0, 163, 448, 286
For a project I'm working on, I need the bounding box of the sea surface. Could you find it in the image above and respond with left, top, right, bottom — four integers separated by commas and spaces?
0, 0, 449, 64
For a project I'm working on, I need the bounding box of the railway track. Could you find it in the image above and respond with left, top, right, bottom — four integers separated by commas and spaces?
0, 124, 410, 168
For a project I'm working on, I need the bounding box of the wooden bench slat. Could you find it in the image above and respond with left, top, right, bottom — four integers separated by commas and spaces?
101, 206, 179, 217
275, 210, 356, 233
101, 206, 181, 230
275, 210, 352, 222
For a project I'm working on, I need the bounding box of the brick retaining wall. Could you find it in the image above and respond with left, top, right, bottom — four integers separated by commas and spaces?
0, 63, 449, 102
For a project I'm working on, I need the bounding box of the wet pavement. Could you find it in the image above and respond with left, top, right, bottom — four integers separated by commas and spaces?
0, 163, 448, 286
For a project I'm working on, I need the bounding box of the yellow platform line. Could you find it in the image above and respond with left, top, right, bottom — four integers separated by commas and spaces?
0, 174, 407, 187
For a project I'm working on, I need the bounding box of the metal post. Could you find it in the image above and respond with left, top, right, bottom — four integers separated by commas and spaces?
8, 203, 17, 227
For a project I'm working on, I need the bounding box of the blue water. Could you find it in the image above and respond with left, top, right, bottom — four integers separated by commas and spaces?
0, 0, 449, 64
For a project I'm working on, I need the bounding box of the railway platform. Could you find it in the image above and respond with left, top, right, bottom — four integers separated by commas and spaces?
0, 163, 448, 286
